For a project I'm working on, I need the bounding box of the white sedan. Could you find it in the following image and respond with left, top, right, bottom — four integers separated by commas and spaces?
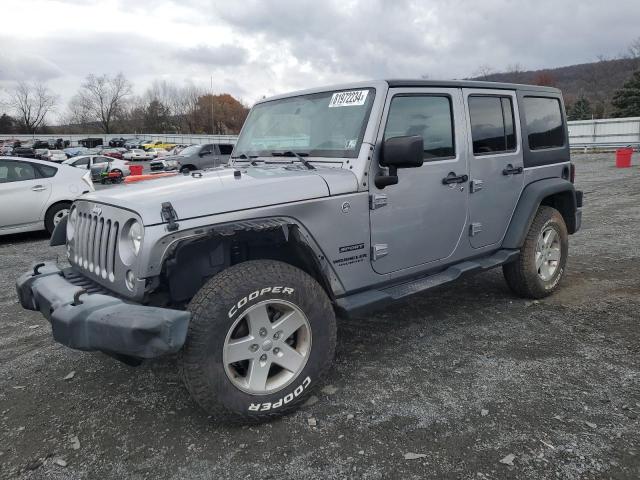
0, 157, 94, 236
123, 149, 154, 161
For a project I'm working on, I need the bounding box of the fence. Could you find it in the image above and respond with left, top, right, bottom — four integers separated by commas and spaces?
567, 117, 640, 150
0, 133, 238, 147
2, 117, 640, 150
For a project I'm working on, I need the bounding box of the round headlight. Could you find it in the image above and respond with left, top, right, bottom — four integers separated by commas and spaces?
67, 206, 78, 240
128, 220, 143, 255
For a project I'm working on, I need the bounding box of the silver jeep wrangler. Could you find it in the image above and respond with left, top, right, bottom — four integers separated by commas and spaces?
17, 80, 583, 422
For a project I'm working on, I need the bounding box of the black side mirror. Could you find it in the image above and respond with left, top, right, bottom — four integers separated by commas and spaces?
376, 135, 424, 188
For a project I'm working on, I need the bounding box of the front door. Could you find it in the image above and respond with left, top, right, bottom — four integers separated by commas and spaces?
370, 88, 469, 274
0, 160, 51, 228
463, 89, 524, 248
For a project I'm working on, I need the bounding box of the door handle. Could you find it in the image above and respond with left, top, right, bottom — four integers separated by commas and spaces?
442, 172, 469, 185
31, 185, 47, 192
502, 164, 523, 175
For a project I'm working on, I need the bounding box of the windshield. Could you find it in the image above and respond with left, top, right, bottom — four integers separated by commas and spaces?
178, 145, 201, 156
234, 88, 375, 159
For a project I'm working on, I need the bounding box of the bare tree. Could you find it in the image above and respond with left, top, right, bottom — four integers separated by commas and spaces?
474, 65, 494, 80
75, 73, 133, 133
506, 63, 525, 83
7, 81, 57, 133
630, 37, 640, 59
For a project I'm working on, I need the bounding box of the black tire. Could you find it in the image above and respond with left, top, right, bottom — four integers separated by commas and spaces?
180, 165, 195, 174
179, 260, 337, 422
44, 202, 71, 234
503, 206, 569, 299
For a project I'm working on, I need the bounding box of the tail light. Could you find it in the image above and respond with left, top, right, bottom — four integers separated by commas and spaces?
570, 163, 575, 183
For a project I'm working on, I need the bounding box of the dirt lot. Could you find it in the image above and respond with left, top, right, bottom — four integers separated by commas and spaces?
0, 153, 638, 479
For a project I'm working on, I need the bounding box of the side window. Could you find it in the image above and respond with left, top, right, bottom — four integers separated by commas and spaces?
73, 158, 90, 168
201, 145, 213, 155
0, 160, 36, 182
523, 97, 564, 150
218, 144, 234, 155
468, 96, 517, 155
383, 95, 455, 160
36, 164, 58, 178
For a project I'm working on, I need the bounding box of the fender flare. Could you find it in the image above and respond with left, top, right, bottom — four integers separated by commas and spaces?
151, 216, 346, 298
502, 178, 577, 249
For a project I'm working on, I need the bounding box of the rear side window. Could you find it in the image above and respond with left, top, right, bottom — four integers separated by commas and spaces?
384, 95, 455, 160
218, 144, 233, 155
523, 97, 564, 150
468, 96, 516, 155
36, 164, 58, 178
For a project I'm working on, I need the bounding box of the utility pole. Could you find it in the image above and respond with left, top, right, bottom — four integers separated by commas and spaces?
210, 75, 214, 136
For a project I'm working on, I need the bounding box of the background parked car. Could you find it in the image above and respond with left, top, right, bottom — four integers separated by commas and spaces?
63, 155, 131, 181
48, 150, 69, 162
12, 147, 37, 159
109, 137, 127, 147
152, 143, 233, 173
124, 138, 147, 149
142, 140, 175, 151
31, 140, 50, 149
123, 149, 154, 161
63, 147, 89, 158
0, 157, 94, 235
100, 148, 124, 160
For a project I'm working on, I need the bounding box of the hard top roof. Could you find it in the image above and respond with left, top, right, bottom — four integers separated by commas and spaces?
386, 79, 561, 93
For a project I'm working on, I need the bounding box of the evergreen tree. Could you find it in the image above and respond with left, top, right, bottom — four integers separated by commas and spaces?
568, 96, 592, 121
611, 70, 640, 118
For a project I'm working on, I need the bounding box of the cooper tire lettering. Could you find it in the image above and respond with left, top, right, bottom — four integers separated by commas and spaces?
228, 286, 296, 318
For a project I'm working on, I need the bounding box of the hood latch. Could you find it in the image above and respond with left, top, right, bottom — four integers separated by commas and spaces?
161, 202, 180, 232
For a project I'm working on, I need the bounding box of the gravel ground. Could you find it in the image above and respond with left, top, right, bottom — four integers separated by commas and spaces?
0, 153, 638, 479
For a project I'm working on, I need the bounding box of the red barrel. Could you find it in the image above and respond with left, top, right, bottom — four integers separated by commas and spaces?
615, 148, 633, 168
129, 164, 144, 176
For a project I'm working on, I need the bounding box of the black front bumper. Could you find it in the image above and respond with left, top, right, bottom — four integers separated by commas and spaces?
16, 263, 190, 359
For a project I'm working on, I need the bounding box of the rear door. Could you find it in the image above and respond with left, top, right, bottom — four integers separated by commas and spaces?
369, 88, 469, 274
463, 89, 524, 248
0, 160, 52, 228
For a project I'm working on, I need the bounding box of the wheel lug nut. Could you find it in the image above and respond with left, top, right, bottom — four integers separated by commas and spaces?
259, 328, 267, 337
260, 354, 267, 362
273, 348, 280, 354
250, 344, 259, 352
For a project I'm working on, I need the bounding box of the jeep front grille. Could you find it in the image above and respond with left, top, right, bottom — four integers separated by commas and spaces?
74, 212, 119, 282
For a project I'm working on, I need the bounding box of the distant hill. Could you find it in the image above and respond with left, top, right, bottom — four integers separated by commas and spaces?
473, 57, 640, 117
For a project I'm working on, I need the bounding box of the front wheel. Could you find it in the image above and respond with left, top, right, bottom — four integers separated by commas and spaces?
503, 206, 569, 299
179, 260, 337, 422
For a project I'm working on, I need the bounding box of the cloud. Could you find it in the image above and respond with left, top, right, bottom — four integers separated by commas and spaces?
177, 44, 249, 67
0, 0, 639, 109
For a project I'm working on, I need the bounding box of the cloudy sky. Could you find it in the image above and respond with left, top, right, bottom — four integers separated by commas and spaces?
1, 0, 639, 117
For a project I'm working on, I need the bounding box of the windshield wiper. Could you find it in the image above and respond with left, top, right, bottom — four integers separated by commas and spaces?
270, 151, 315, 170
230, 153, 259, 160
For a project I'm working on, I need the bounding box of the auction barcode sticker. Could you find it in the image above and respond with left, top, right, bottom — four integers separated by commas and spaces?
329, 90, 368, 107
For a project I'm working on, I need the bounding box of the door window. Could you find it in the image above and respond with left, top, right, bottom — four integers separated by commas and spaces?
383, 95, 455, 160
523, 97, 564, 150
468, 96, 517, 155
0, 160, 36, 183
218, 144, 234, 155
73, 157, 90, 168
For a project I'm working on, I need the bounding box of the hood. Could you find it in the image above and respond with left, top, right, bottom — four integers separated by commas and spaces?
80, 165, 358, 225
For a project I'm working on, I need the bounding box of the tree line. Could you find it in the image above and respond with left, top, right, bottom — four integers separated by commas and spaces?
0, 74, 249, 135
471, 38, 640, 121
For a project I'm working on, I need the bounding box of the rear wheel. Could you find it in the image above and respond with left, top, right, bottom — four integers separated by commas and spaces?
503, 206, 568, 299
179, 260, 336, 422
44, 202, 71, 234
